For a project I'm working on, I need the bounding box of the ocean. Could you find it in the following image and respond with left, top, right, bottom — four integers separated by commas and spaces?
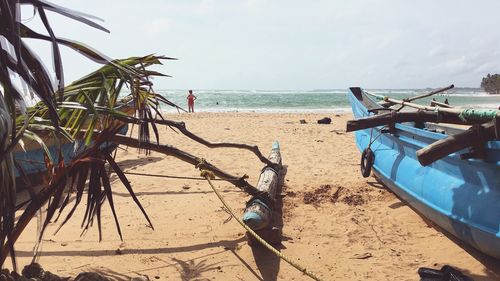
156, 89, 500, 113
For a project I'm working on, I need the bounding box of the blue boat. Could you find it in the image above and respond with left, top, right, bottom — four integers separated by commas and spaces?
13, 128, 127, 190
13, 101, 133, 202
347, 87, 500, 259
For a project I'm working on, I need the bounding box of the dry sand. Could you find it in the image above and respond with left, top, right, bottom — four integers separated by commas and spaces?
12, 113, 500, 280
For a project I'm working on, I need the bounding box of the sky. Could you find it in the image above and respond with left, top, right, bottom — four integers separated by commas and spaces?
23, 0, 500, 90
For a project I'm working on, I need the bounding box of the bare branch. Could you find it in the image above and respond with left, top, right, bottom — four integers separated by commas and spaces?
125, 118, 274, 167
109, 134, 260, 195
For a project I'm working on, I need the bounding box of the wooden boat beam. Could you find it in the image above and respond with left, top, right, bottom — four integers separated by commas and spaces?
346, 110, 473, 132
406, 84, 454, 102
430, 100, 453, 108
495, 115, 500, 140
416, 121, 498, 166
242, 141, 283, 245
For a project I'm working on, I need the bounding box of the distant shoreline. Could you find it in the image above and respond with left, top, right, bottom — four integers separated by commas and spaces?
161, 107, 352, 114
152, 89, 499, 114
161, 102, 499, 114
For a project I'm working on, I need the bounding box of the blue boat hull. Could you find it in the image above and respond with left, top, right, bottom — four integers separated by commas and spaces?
14, 125, 128, 189
348, 88, 500, 259
14, 140, 83, 179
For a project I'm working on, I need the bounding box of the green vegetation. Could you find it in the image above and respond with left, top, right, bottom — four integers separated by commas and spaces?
0, 1, 176, 269
480, 74, 500, 95
0, 1, 262, 271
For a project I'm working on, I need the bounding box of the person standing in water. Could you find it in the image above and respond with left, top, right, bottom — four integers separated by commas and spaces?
187, 90, 197, 113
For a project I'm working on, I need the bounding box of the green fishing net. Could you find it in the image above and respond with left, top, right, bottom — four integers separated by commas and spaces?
458, 109, 499, 122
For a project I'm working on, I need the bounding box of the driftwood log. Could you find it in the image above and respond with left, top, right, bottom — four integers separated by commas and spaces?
242, 141, 282, 231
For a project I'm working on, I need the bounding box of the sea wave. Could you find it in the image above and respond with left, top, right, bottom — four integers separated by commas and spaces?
436, 92, 492, 97
457, 103, 500, 109
161, 106, 353, 113
154, 89, 499, 112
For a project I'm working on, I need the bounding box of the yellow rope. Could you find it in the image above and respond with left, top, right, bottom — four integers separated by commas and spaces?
203, 174, 324, 281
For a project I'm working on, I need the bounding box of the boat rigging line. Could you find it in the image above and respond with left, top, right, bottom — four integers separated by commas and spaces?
122, 171, 234, 181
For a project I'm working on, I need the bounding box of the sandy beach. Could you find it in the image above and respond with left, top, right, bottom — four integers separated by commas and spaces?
12, 112, 500, 281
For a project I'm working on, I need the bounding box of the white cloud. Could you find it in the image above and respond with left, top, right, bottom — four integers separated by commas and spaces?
21, 0, 500, 89
196, 0, 216, 15
429, 46, 447, 57
474, 62, 496, 74
142, 18, 173, 36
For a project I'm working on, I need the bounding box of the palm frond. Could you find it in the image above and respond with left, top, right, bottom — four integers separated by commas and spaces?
0, 0, 198, 270
0, 0, 176, 268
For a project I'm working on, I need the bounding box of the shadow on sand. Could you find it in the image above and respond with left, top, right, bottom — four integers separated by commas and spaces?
371, 176, 500, 281
88, 267, 131, 281
14, 237, 246, 258
435, 225, 500, 281
116, 157, 164, 169
172, 257, 221, 281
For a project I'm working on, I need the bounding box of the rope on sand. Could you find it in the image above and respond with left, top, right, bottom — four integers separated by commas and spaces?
123, 171, 231, 181
202, 171, 324, 281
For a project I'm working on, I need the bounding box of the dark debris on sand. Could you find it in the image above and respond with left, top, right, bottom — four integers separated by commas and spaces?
1, 263, 112, 281
342, 194, 365, 206
301, 184, 372, 206
1, 263, 69, 281
302, 184, 343, 205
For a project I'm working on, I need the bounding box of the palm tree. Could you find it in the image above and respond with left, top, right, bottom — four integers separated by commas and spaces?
0, 0, 181, 267
1, 0, 268, 270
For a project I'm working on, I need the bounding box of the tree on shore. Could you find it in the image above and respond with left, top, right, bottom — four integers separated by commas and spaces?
480, 74, 500, 95
0, 0, 265, 270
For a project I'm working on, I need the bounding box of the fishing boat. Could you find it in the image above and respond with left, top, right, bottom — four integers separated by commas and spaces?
346, 87, 500, 259
13, 100, 134, 203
